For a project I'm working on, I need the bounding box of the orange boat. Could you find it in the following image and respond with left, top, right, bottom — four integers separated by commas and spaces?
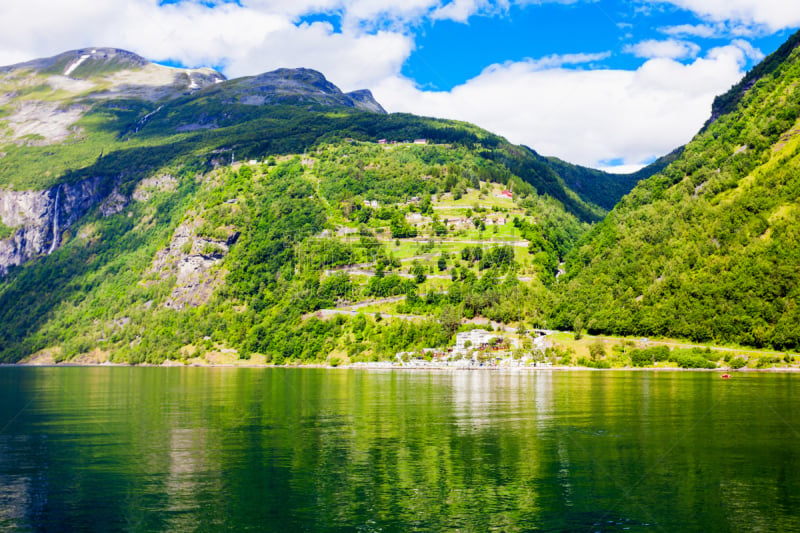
721, 374, 731, 379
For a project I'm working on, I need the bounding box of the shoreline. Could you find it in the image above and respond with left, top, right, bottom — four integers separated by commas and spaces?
6, 361, 800, 373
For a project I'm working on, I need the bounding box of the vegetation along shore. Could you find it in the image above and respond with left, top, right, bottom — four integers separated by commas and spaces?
2, 38, 800, 365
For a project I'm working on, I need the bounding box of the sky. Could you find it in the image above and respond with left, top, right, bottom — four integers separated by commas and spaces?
1, 1, 799, 172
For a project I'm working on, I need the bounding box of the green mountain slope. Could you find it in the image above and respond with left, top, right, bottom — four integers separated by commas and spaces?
554, 32, 800, 350
0, 48, 639, 364
0, 141, 591, 364
544, 148, 681, 210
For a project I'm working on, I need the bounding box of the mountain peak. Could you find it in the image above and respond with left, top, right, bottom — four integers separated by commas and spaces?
2, 48, 149, 78
226, 67, 386, 113
345, 89, 386, 114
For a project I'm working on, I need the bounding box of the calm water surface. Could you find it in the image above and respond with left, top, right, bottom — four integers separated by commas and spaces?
1, 367, 799, 532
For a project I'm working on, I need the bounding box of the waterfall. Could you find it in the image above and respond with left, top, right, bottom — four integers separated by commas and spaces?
48, 186, 61, 255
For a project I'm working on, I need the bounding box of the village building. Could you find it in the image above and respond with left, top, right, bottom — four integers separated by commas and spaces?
496, 190, 513, 200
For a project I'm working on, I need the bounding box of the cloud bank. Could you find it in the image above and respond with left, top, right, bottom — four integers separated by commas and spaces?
651, 0, 800, 32
374, 43, 750, 169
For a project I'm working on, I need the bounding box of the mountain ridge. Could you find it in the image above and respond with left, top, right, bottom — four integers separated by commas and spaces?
554, 28, 800, 351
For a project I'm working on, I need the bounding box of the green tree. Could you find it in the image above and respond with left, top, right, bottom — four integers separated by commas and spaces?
411, 260, 427, 284
437, 254, 448, 271
439, 305, 462, 337
588, 341, 606, 361
573, 316, 584, 340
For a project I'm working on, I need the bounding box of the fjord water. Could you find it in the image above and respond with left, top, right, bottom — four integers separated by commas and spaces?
1, 368, 799, 532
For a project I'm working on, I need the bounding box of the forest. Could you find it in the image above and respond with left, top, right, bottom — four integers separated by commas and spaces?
552, 35, 800, 350
2, 33, 800, 367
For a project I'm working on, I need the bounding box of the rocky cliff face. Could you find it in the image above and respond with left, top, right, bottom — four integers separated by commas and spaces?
148, 215, 235, 310
222, 68, 386, 113
0, 176, 112, 273
346, 89, 386, 114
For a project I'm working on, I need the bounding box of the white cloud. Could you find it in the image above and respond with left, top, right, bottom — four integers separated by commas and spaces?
625, 39, 701, 60
661, 23, 719, 38
373, 44, 749, 169
728, 39, 764, 61
431, 0, 492, 22
651, 1, 800, 32
246, 0, 492, 28
523, 52, 612, 69
224, 24, 413, 89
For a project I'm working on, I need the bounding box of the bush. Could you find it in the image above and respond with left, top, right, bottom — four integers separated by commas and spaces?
669, 348, 717, 369
630, 349, 650, 367
756, 356, 781, 368
630, 346, 669, 367
729, 357, 747, 369
578, 357, 611, 369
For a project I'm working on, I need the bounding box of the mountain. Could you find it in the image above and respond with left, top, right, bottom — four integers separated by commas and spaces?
553, 30, 800, 351
221, 68, 386, 113
0, 47, 645, 364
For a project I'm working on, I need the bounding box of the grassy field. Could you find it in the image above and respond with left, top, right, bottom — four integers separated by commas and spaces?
316, 179, 542, 307
549, 331, 799, 369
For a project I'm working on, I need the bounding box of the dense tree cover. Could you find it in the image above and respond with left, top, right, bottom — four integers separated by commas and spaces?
553, 38, 800, 351
13, 39, 800, 363
512, 204, 585, 286
546, 148, 682, 210
0, 135, 587, 363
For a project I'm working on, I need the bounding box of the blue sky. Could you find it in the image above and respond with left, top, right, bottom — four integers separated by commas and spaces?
402, 2, 791, 90
1, 0, 799, 171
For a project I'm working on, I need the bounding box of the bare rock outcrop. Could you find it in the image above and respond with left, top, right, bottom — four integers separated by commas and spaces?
0, 176, 110, 273
148, 215, 235, 309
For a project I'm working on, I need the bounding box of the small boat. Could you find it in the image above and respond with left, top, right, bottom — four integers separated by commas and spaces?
721, 374, 731, 379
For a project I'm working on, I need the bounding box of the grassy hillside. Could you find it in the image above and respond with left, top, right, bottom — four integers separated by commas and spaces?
553, 32, 800, 351
0, 139, 593, 363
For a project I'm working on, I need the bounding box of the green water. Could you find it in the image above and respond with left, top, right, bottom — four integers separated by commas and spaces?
0, 368, 798, 532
